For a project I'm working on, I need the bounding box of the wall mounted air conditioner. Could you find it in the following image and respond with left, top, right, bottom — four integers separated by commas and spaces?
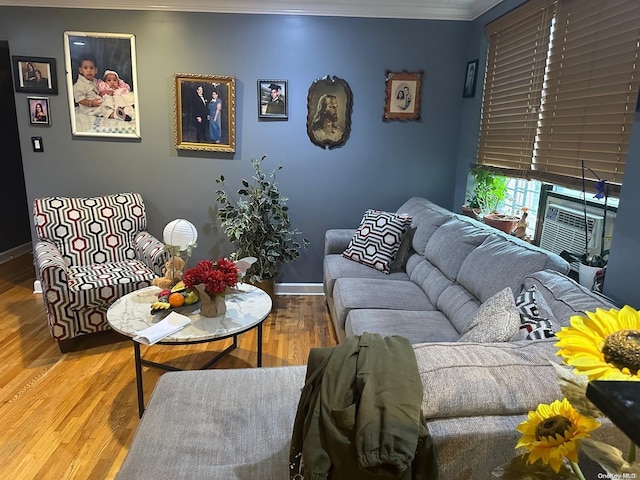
539, 203, 605, 271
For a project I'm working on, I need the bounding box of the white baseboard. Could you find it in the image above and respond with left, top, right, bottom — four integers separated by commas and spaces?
275, 283, 324, 295
31, 281, 324, 296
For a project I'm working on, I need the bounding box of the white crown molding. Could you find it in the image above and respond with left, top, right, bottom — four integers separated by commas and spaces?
0, 0, 504, 21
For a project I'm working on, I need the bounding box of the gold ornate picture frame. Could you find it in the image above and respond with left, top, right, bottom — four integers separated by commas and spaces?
174, 73, 236, 152
383, 70, 424, 122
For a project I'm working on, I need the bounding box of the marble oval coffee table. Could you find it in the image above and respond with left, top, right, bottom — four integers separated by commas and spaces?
107, 283, 272, 416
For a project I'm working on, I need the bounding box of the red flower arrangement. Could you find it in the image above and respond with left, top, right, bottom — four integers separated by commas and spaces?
182, 258, 239, 296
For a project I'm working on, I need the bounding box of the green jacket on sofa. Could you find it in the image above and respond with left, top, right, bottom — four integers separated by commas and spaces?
289, 333, 437, 480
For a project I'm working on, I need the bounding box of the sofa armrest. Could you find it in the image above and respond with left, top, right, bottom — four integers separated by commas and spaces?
34, 241, 73, 334
324, 229, 355, 255
413, 340, 563, 420
134, 231, 168, 276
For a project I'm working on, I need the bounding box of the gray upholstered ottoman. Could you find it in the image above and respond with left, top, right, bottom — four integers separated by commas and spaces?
117, 366, 306, 480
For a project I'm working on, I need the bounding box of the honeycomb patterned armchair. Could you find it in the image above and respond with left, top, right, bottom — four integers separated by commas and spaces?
33, 193, 167, 352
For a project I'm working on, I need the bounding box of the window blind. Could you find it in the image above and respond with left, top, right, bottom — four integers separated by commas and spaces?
478, 0, 640, 189
534, 0, 640, 185
477, 0, 556, 171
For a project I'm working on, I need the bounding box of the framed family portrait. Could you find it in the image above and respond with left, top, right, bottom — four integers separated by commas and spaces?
306, 75, 353, 150
12, 56, 58, 94
28, 97, 51, 126
174, 73, 236, 153
258, 80, 287, 119
63, 31, 141, 138
462, 59, 479, 98
383, 70, 424, 122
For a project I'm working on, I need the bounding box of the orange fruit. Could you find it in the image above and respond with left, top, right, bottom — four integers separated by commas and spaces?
168, 292, 185, 308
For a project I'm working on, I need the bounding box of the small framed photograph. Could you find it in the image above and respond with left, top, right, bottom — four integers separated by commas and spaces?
174, 73, 236, 152
383, 70, 424, 122
258, 80, 288, 119
63, 31, 141, 138
306, 75, 353, 150
462, 59, 479, 98
28, 97, 51, 126
12, 56, 58, 94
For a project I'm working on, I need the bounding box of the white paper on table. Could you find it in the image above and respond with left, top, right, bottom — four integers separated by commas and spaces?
133, 311, 190, 345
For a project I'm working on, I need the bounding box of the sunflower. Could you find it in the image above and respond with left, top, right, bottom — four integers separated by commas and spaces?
555, 305, 640, 381
516, 398, 600, 473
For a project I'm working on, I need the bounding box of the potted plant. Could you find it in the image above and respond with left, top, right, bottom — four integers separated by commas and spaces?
463, 166, 518, 233
215, 155, 309, 298
559, 161, 610, 291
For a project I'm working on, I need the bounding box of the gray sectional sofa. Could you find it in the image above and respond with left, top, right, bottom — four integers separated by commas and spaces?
323, 196, 570, 343
118, 197, 629, 480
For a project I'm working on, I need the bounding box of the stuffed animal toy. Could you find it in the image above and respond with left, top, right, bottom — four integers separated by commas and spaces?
152, 255, 186, 289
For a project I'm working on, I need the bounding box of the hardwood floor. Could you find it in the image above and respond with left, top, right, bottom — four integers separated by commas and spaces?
0, 254, 337, 480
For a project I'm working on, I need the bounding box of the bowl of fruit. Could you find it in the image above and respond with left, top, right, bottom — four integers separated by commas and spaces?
150, 281, 200, 315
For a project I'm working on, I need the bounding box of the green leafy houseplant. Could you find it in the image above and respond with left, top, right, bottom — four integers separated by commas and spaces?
466, 166, 509, 214
215, 156, 309, 284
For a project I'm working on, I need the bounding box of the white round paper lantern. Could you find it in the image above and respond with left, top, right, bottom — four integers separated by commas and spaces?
163, 219, 198, 251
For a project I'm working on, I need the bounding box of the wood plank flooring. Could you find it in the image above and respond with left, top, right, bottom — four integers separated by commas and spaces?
0, 254, 337, 480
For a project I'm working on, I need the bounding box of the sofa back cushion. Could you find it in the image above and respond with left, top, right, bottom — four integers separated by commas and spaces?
424, 218, 491, 281
33, 192, 147, 267
457, 234, 563, 303
394, 197, 454, 255
522, 269, 618, 327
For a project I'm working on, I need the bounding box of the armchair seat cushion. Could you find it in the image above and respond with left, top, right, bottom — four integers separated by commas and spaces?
68, 260, 158, 308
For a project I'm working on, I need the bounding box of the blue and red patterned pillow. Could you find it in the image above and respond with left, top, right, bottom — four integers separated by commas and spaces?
515, 285, 556, 340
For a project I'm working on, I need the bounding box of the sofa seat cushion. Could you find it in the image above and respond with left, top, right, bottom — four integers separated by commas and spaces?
67, 260, 156, 309
333, 278, 434, 334
116, 367, 306, 480
413, 340, 562, 420
323, 254, 409, 299
345, 309, 461, 344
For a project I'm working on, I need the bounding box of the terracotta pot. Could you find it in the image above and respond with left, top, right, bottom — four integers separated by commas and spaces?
483, 213, 520, 234
461, 205, 481, 220
194, 284, 227, 317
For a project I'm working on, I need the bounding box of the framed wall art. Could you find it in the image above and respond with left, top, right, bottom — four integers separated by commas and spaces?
174, 73, 236, 152
63, 31, 141, 138
12, 56, 58, 94
462, 59, 479, 98
383, 70, 424, 122
258, 80, 287, 119
28, 97, 51, 126
306, 75, 352, 149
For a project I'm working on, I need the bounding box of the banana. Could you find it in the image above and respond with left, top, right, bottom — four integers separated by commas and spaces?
171, 281, 186, 293
151, 301, 171, 310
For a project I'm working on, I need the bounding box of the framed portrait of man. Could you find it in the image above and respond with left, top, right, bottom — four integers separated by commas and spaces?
174, 73, 236, 153
63, 31, 141, 138
258, 80, 287, 119
306, 75, 353, 150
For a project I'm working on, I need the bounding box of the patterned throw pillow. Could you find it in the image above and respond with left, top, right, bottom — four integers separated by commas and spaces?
515, 285, 556, 340
342, 210, 412, 274
458, 287, 520, 343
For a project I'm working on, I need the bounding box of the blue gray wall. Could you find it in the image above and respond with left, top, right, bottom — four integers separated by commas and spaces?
3, 6, 469, 283
6, 4, 639, 307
